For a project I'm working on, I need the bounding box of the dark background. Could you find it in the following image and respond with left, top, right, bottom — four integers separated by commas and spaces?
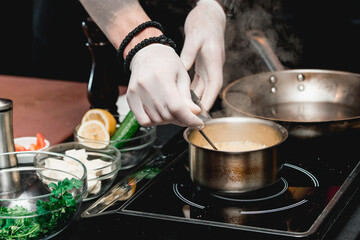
0, 0, 91, 82
0, 0, 359, 85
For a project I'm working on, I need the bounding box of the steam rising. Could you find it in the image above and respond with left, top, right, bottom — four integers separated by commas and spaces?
223, 1, 301, 89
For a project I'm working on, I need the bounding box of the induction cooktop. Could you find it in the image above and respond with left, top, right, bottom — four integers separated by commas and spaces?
118, 142, 360, 239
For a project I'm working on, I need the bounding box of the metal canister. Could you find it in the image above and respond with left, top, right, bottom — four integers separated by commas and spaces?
0, 98, 17, 168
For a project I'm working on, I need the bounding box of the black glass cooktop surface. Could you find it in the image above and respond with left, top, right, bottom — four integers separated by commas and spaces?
119, 145, 360, 239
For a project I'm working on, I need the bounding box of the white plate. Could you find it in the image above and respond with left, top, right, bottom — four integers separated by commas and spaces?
14, 137, 50, 164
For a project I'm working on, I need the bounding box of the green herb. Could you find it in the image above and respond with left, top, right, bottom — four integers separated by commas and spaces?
0, 178, 82, 240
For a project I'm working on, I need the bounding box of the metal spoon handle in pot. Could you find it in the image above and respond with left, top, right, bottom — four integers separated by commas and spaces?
190, 90, 212, 121
190, 90, 218, 150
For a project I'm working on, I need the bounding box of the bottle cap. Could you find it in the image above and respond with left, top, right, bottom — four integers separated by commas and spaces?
0, 98, 13, 111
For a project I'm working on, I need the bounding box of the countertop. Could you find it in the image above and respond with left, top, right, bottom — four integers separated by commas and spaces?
0, 75, 126, 144
0, 75, 90, 144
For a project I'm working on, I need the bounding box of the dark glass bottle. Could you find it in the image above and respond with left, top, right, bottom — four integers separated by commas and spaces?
82, 18, 120, 115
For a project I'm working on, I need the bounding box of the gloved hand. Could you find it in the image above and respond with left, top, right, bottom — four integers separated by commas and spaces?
127, 43, 203, 128
180, 0, 226, 111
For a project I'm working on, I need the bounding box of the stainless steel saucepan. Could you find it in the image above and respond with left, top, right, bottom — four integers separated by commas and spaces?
183, 117, 288, 196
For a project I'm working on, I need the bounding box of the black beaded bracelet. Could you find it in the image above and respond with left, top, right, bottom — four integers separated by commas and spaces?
123, 35, 177, 73
116, 21, 164, 64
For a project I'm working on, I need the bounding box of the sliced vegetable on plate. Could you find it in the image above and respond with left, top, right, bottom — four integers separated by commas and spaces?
15, 132, 48, 151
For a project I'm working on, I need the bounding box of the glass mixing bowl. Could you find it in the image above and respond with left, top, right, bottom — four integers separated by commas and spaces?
41, 141, 121, 201
74, 123, 156, 169
0, 151, 87, 240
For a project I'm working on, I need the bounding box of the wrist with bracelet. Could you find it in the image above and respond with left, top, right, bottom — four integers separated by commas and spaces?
123, 35, 176, 73
117, 21, 177, 73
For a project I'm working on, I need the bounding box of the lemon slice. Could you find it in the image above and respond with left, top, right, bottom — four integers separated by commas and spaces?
81, 109, 117, 136
77, 120, 110, 148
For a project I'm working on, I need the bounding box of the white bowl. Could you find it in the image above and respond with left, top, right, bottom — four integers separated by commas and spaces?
14, 137, 51, 164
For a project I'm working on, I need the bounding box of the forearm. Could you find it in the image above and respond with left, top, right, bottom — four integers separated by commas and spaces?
79, 0, 162, 58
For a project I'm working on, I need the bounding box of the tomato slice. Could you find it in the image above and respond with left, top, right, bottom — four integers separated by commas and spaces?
15, 144, 27, 152
15, 132, 47, 151
29, 143, 37, 151
36, 132, 46, 149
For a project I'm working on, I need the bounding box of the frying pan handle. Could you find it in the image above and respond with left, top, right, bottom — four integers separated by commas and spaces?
246, 30, 285, 71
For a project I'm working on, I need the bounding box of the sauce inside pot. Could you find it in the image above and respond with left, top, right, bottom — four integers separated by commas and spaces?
201, 140, 267, 151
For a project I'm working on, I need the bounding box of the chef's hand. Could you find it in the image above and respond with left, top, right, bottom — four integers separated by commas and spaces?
127, 43, 203, 128
180, 0, 226, 111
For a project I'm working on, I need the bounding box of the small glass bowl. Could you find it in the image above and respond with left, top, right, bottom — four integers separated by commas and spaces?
74, 123, 156, 169
0, 151, 87, 240
40, 141, 121, 201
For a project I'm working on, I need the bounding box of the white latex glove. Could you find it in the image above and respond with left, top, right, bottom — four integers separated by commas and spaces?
127, 43, 203, 128
181, 0, 226, 111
